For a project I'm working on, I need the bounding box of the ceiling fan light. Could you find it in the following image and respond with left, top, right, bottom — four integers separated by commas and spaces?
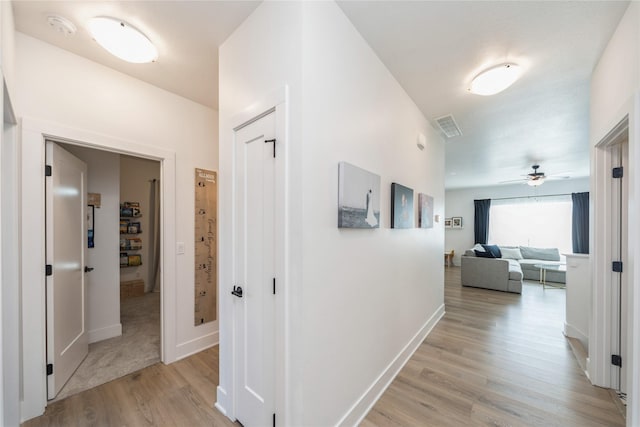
527, 177, 545, 187
87, 17, 158, 63
469, 63, 521, 96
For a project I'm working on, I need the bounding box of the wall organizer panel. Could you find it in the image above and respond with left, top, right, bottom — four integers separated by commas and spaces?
194, 169, 217, 325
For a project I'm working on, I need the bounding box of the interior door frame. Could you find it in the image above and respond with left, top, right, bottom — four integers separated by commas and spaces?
20, 117, 178, 421
590, 91, 639, 426
216, 86, 288, 426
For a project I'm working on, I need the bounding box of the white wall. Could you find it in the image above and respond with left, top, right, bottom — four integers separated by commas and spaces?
445, 178, 590, 265
218, 2, 303, 423
120, 155, 161, 293
0, 3, 18, 425
219, 2, 445, 426
16, 33, 218, 420
65, 145, 122, 344
590, 3, 640, 425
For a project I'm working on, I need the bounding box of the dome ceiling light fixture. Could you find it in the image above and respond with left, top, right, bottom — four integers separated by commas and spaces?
469, 63, 522, 96
87, 17, 158, 64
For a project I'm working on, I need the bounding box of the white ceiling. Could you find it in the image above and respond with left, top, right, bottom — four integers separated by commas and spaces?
12, 1, 629, 189
12, 0, 261, 110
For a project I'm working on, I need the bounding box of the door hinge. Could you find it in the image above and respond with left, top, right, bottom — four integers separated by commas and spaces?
265, 138, 276, 158
45, 264, 53, 276
273, 278, 276, 295
45, 165, 52, 177
613, 167, 623, 178
273, 413, 276, 427
612, 354, 622, 367
613, 261, 623, 273
47, 363, 53, 375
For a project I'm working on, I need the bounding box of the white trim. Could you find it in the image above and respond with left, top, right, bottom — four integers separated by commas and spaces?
1, 74, 20, 427
88, 324, 122, 344
19, 117, 178, 422
175, 331, 219, 361
590, 91, 640, 427
217, 85, 289, 425
337, 304, 446, 427
564, 322, 588, 348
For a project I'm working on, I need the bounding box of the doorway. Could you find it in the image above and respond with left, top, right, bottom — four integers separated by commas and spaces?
608, 137, 628, 400
47, 143, 162, 401
20, 118, 178, 421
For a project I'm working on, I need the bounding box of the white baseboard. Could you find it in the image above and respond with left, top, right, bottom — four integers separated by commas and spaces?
337, 303, 446, 427
175, 331, 219, 361
215, 386, 233, 421
564, 322, 588, 349
88, 323, 122, 344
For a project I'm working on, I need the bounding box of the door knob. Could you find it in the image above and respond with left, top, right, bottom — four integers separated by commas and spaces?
84, 266, 94, 273
231, 286, 243, 298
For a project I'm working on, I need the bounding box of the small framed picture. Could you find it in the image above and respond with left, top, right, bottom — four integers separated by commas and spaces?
452, 217, 463, 229
444, 218, 452, 228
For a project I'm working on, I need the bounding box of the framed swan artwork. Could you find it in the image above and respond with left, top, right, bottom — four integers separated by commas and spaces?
338, 162, 381, 228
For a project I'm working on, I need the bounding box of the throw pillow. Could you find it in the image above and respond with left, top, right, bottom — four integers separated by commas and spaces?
475, 249, 494, 258
482, 244, 502, 258
472, 243, 486, 252
500, 247, 523, 260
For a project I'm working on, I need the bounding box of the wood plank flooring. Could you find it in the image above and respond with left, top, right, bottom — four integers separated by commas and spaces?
362, 267, 625, 427
24, 267, 624, 426
22, 347, 237, 427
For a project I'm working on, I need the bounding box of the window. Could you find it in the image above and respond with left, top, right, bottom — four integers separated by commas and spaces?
488, 195, 572, 254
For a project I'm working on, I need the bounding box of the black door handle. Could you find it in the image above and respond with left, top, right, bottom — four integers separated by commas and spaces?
231, 286, 243, 298
84, 266, 94, 273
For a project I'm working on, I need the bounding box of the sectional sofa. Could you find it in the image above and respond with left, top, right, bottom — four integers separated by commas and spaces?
461, 245, 565, 294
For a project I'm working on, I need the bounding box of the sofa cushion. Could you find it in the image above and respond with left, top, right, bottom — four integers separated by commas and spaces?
520, 246, 560, 261
500, 247, 523, 260
464, 250, 476, 257
482, 244, 502, 258
507, 259, 523, 281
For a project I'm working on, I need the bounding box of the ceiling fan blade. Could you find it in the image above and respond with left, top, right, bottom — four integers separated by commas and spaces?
499, 178, 528, 184
546, 175, 571, 180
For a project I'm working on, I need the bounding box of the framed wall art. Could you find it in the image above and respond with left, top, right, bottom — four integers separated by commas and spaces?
418, 193, 434, 229
338, 162, 381, 228
391, 183, 414, 229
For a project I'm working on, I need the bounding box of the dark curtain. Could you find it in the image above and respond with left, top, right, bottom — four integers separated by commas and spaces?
572, 192, 589, 254
474, 199, 491, 244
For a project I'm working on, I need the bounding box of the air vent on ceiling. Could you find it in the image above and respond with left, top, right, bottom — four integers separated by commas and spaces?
434, 114, 462, 138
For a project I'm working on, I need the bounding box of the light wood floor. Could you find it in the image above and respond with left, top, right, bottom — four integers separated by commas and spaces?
362, 267, 625, 427
24, 267, 625, 427
23, 346, 237, 427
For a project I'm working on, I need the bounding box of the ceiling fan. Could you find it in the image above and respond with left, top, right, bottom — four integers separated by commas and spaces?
502, 165, 570, 187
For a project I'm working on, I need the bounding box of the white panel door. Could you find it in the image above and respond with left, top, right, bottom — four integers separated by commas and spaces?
234, 111, 276, 427
46, 141, 89, 400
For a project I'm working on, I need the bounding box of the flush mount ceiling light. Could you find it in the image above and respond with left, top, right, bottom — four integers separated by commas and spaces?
469, 63, 521, 96
87, 17, 158, 63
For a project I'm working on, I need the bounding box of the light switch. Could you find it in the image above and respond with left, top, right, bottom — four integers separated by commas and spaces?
177, 242, 185, 254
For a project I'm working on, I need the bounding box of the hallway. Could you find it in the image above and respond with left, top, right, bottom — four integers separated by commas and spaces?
24, 268, 624, 426
363, 267, 625, 426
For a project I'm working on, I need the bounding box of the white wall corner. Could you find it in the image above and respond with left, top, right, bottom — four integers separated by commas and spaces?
336, 304, 446, 427
174, 331, 219, 361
